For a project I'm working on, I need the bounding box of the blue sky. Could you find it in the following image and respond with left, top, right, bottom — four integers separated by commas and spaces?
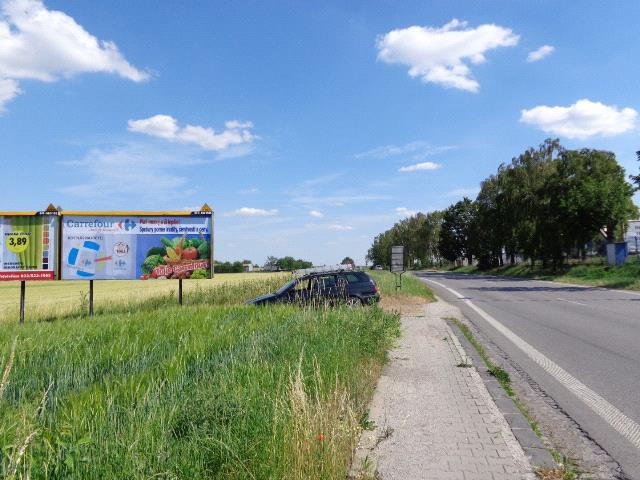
1, 0, 639, 265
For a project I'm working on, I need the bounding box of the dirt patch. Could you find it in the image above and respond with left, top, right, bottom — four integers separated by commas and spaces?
379, 295, 426, 316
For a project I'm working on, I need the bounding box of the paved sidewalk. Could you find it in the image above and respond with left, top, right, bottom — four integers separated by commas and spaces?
350, 301, 535, 480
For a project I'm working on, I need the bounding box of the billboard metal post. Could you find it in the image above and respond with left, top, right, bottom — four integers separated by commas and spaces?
19, 281, 25, 324
178, 279, 183, 306
89, 280, 94, 316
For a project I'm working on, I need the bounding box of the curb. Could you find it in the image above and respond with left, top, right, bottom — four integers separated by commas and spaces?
449, 321, 557, 470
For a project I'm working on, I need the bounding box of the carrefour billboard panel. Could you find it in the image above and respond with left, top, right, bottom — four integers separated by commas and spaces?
0, 214, 58, 281
61, 214, 212, 280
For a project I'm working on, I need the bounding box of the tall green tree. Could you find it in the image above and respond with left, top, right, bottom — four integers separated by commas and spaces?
438, 198, 477, 264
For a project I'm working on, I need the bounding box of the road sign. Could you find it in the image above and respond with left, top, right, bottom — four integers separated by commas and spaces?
391, 246, 405, 273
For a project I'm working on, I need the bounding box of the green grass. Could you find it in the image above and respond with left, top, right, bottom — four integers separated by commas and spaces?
449, 257, 640, 291
368, 270, 435, 302
0, 273, 289, 324
0, 303, 400, 479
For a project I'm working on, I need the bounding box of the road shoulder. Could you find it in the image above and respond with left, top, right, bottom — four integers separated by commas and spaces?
350, 300, 536, 480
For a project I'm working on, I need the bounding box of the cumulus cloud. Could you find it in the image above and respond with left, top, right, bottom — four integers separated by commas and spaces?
399, 161, 442, 172
396, 207, 418, 217
224, 207, 278, 217
0, 0, 148, 110
327, 224, 354, 231
520, 99, 638, 139
527, 45, 554, 62
376, 19, 519, 92
309, 210, 324, 218
128, 114, 255, 151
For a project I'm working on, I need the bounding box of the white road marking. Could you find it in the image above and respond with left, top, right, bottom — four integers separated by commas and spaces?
556, 297, 588, 306
425, 278, 640, 451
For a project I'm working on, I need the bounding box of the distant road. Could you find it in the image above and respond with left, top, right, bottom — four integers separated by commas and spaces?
417, 272, 640, 479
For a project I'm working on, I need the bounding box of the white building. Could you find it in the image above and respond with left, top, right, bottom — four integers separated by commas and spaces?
626, 220, 640, 252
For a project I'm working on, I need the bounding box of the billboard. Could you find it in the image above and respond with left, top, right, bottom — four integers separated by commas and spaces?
61, 214, 212, 280
0, 214, 58, 281
625, 220, 640, 253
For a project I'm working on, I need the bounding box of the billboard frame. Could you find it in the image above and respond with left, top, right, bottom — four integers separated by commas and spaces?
1, 203, 214, 322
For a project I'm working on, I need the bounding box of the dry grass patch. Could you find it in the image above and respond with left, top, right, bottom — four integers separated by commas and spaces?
379, 295, 427, 316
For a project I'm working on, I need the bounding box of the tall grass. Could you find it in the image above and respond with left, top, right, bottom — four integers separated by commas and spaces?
0, 303, 400, 479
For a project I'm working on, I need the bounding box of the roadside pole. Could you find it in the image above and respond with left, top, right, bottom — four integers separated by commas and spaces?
89, 280, 94, 316
178, 278, 183, 306
19, 281, 25, 324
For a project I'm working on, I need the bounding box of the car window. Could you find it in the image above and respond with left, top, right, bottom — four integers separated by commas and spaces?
312, 275, 337, 289
345, 272, 369, 284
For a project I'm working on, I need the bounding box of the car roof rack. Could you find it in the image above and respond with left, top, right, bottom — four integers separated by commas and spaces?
293, 264, 354, 277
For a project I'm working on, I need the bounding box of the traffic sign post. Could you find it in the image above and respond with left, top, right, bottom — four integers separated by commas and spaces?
391, 246, 405, 291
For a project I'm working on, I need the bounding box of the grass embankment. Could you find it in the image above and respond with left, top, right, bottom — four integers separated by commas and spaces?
0, 301, 400, 478
368, 270, 435, 315
451, 258, 640, 291
0, 273, 289, 323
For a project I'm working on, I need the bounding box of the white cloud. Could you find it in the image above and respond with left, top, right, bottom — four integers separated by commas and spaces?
0, 0, 148, 110
59, 143, 201, 203
446, 187, 479, 198
527, 45, 554, 63
355, 141, 454, 160
327, 224, 354, 231
224, 207, 278, 217
128, 114, 255, 152
396, 207, 418, 217
0, 77, 19, 111
399, 161, 442, 172
309, 210, 324, 218
520, 99, 638, 139
239, 187, 258, 194
376, 19, 519, 92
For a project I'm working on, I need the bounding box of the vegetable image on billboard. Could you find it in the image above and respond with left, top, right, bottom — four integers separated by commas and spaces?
61, 215, 212, 280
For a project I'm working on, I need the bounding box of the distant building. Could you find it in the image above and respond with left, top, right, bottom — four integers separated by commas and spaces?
626, 220, 640, 252
243, 261, 253, 272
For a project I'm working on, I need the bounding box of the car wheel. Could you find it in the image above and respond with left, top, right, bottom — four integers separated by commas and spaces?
345, 297, 362, 308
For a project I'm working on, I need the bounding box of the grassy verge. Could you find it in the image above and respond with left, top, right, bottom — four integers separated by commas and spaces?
0, 304, 400, 479
449, 258, 640, 291
368, 270, 435, 316
367, 270, 435, 302
450, 319, 579, 480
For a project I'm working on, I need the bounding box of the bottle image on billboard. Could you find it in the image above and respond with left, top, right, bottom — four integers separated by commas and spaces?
66, 241, 100, 277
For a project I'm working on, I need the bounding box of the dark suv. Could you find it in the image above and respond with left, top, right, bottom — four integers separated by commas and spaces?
246, 270, 379, 306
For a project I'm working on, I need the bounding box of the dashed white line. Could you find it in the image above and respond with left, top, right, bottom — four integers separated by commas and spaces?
424, 278, 640, 451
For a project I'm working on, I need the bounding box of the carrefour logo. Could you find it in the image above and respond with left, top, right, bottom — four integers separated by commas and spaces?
117, 219, 137, 231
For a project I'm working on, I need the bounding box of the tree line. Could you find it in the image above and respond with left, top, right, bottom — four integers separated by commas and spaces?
367, 139, 639, 270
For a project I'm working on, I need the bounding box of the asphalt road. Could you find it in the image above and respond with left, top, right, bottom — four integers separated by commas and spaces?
416, 271, 640, 480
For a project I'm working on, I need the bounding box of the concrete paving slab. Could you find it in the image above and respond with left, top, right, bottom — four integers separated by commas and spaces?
350, 301, 536, 480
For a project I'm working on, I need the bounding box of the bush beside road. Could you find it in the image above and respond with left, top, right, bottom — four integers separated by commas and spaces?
449, 258, 640, 291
